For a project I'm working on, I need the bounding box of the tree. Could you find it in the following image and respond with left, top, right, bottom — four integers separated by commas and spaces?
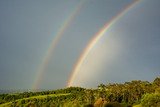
153, 77, 160, 87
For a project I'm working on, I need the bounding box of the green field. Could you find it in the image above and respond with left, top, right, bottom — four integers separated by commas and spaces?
0, 77, 160, 107
0, 93, 70, 107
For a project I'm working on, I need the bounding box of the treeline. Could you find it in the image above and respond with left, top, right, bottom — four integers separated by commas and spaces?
0, 77, 160, 107
96, 77, 160, 106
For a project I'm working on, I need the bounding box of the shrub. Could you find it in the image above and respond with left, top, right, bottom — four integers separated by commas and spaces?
103, 102, 122, 107
141, 93, 160, 107
84, 104, 94, 107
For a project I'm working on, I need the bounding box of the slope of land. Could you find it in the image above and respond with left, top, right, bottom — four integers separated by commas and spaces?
0, 77, 160, 107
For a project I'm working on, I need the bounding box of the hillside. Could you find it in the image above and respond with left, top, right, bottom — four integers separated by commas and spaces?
0, 77, 160, 107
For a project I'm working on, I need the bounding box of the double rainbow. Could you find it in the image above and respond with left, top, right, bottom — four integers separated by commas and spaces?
32, 0, 141, 89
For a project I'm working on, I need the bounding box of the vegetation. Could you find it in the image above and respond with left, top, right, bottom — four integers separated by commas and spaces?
0, 77, 160, 107
141, 93, 160, 107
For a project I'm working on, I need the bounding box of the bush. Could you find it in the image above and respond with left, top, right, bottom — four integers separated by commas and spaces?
84, 104, 94, 107
103, 102, 122, 107
141, 93, 160, 107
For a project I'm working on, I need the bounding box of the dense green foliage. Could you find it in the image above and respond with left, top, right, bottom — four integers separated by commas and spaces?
141, 93, 160, 107
0, 77, 159, 107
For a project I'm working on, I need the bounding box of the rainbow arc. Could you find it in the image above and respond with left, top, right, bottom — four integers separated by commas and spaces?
67, 0, 141, 87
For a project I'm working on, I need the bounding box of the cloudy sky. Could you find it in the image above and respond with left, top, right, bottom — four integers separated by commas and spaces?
0, 0, 160, 90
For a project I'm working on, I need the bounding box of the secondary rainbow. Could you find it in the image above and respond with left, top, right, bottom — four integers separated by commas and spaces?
32, 1, 85, 90
67, 0, 141, 87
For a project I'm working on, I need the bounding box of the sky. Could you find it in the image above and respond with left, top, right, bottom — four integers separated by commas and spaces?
0, 0, 160, 90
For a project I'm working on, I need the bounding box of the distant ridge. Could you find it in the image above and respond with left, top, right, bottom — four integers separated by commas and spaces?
0, 89, 30, 94
0, 89, 52, 94
0, 89, 16, 94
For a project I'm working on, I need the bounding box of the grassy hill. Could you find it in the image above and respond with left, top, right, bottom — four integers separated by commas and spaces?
0, 93, 70, 107
0, 77, 160, 107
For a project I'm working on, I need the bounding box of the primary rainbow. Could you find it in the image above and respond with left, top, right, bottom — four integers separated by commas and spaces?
67, 0, 141, 87
32, 1, 85, 90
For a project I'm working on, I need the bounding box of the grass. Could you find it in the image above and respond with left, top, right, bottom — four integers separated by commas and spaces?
0, 93, 70, 107
133, 104, 142, 107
